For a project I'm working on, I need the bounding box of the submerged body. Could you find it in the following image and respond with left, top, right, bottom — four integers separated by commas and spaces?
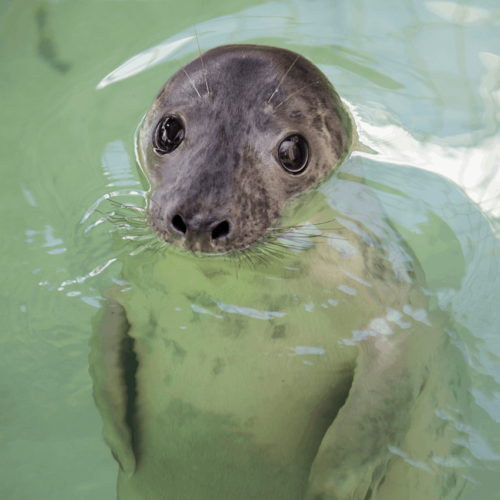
89, 45, 467, 499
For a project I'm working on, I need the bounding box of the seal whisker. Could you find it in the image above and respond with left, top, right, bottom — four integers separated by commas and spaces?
236, 252, 247, 271
107, 214, 145, 224
159, 242, 169, 258
255, 241, 288, 262
148, 196, 162, 214
173, 58, 201, 99
268, 240, 298, 252
267, 43, 309, 104
267, 218, 337, 232
108, 214, 149, 227
242, 250, 256, 269
122, 216, 149, 223
273, 81, 321, 111
247, 247, 270, 267
264, 239, 297, 255
262, 250, 285, 265
108, 199, 147, 214
308, 219, 339, 227
129, 243, 153, 256
120, 204, 146, 213
194, 26, 209, 96
151, 240, 163, 255
237, 243, 272, 268
106, 212, 147, 223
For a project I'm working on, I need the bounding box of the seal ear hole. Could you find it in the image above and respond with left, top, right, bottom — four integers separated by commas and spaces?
212, 220, 230, 240
278, 135, 309, 174
153, 115, 185, 156
172, 214, 187, 235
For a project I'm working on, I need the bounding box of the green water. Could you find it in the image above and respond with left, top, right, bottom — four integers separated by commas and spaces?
1, 0, 500, 499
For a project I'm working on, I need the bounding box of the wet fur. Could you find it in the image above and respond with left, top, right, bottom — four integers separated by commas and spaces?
137, 45, 352, 253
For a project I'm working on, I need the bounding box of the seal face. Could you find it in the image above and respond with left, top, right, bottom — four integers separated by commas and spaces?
138, 44, 352, 253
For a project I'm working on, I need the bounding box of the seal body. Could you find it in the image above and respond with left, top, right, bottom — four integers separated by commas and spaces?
89, 45, 467, 500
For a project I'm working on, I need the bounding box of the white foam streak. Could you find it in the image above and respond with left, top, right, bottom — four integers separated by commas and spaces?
96, 37, 195, 89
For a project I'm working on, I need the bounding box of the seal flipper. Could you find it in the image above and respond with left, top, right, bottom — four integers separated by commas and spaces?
89, 296, 137, 477
305, 334, 421, 500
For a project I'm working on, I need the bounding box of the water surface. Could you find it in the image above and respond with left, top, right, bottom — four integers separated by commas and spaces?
1, 0, 499, 498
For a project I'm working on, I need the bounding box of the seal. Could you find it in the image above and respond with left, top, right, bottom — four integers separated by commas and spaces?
89, 44, 466, 500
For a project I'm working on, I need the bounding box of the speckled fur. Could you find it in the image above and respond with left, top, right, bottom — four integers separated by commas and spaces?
137, 44, 352, 253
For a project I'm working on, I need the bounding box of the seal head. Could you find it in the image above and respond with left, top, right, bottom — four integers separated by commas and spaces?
138, 44, 352, 253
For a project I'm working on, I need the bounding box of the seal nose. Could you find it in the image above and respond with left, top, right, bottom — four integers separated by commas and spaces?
172, 214, 187, 235
171, 213, 231, 241
211, 220, 231, 240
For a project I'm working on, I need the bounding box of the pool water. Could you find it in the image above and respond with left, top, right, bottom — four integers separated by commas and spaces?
1, 0, 499, 499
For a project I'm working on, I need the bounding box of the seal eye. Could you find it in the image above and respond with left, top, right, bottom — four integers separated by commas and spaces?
153, 116, 185, 155
278, 135, 309, 174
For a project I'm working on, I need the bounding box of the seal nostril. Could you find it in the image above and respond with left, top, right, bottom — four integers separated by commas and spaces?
212, 220, 230, 240
172, 214, 187, 235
